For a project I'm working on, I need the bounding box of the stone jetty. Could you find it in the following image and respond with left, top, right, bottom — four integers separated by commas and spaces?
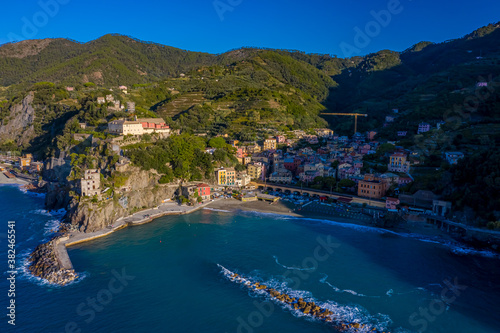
219, 265, 390, 333
28, 236, 78, 286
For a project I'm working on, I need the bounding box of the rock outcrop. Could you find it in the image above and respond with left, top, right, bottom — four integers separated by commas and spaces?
67, 167, 180, 232
29, 166, 185, 286
0, 92, 36, 146
45, 182, 72, 210
28, 237, 78, 286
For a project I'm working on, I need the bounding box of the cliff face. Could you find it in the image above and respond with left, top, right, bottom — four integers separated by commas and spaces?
0, 92, 35, 146
45, 182, 72, 211
68, 167, 180, 232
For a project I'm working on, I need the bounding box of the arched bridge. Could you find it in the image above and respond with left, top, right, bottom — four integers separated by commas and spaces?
251, 182, 386, 208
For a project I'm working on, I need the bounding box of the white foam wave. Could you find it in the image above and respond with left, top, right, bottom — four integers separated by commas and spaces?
30, 208, 67, 218
239, 210, 290, 220
291, 216, 394, 235
245, 212, 500, 259
203, 208, 231, 213
218, 265, 410, 332
44, 219, 62, 235
273, 255, 315, 271
320, 274, 429, 299
395, 232, 500, 259
319, 274, 372, 297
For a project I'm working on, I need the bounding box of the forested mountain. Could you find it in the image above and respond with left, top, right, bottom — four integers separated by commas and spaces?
0, 34, 216, 87
0, 22, 499, 152
323, 22, 500, 134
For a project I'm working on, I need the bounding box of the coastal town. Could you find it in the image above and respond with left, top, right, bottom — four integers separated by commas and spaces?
0, 113, 484, 237
3, 114, 499, 289
0, 7, 499, 332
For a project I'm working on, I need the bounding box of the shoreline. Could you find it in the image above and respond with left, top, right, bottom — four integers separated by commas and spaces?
27, 198, 224, 284
59, 198, 480, 261
31, 196, 498, 285
206, 199, 458, 241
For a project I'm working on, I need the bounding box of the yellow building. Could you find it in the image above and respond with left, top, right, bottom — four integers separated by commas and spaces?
247, 163, 263, 180
263, 138, 277, 151
216, 168, 236, 186
388, 153, 410, 173
19, 157, 31, 168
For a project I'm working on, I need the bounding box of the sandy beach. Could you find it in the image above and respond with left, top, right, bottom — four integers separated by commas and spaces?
206, 198, 456, 241
0, 171, 29, 185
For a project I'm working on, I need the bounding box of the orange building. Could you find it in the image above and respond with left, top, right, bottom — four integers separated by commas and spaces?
358, 174, 387, 199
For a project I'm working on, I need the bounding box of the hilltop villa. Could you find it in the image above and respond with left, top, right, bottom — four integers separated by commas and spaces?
108, 117, 170, 136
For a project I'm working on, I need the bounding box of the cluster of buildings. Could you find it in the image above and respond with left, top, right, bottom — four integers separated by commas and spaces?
96, 95, 136, 113
211, 129, 465, 210
213, 131, 398, 190
3, 154, 44, 174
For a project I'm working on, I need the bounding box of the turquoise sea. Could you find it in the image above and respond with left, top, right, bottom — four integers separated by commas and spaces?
1, 185, 500, 333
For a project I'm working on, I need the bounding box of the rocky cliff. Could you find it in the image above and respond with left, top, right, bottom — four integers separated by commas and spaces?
29, 166, 186, 285
0, 92, 35, 146
68, 166, 180, 232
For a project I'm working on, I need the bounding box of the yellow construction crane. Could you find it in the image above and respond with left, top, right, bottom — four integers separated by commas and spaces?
321, 113, 368, 135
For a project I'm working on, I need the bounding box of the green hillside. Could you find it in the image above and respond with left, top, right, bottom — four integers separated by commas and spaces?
1, 22, 499, 154
0, 34, 216, 88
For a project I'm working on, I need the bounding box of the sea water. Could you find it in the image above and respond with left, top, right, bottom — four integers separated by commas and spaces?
1, 185, 499, 332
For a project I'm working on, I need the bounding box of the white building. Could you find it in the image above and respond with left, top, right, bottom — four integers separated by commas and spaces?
235, 173, 252, 187
108, 117, 170, 136
81, 169, 100, 197
108, 120, 144, 135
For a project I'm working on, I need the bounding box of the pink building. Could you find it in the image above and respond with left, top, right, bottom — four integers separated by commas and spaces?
197, 183, 211, 200
398, 176, 413, 185
236, 148, 245, 158
386, 197, 400, 210
276, 135, 286, 143
140, 119, 169, 130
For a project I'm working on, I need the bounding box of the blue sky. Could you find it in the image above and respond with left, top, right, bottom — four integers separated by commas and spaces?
0, 0, 499, 56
